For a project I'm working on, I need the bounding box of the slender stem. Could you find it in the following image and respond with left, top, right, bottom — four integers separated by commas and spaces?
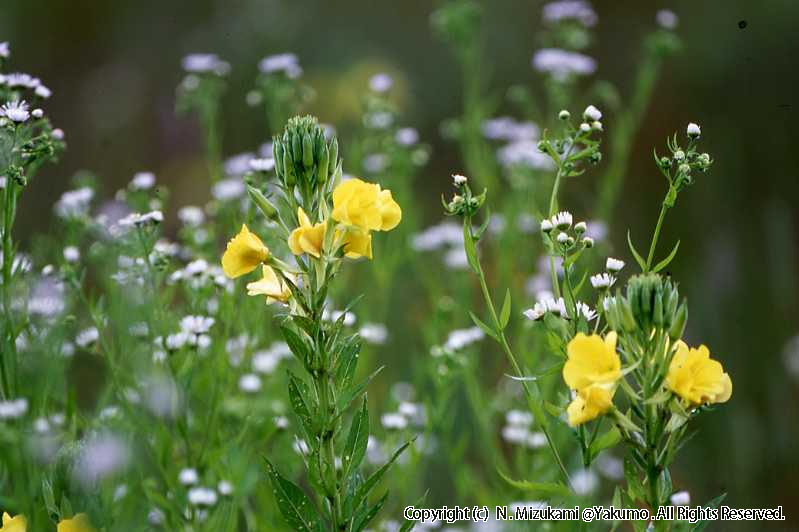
473, 250, 573, 489
645, 200, 670, 271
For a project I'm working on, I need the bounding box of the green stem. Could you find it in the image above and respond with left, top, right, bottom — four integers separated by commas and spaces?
473, 252, 573, 489
645, 200, 670, 272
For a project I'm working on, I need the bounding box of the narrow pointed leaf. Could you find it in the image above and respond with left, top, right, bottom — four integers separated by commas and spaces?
627, 230, 647, 271
264, 460, 320, 532
652, 240, 680, 273
342, 398, 370, 478
499, 288, 512, 330
469, 311, 498, 341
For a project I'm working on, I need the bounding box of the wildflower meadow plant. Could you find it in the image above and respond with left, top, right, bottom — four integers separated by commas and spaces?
221, 115, 410, 531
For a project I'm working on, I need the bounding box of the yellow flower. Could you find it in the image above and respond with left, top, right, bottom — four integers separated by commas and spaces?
57, 514, 96, 532
221, 224, 270, 279
246, 265, 293, 304
566, 385, 614, 427
332, 178, 401, 232
336, 227, 372, 259
562, 332, 622, 391
1, 512, 27, 532
288, 208, 326, 258
666, 342, 732, 405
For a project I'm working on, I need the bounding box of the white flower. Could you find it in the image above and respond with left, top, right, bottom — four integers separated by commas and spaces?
506, 410, 533, 426
547, 296, 567, 317
523, 301, 548, 321
188, 487, 218, 506
591, 121, 603, 131
218, 480, 233, 496
656, 9, 679, 30
359, 323, 388, 345
212, 178, 246, 201
687, 122, 701, 138
249, 157, 275, 172
574, 221, 587, 233
542, 1, 598, 27
179, 468, 199, 485
575, 301, 597, 321
31, 108, 43, 118
238, 373, 262, 393
63, 246, 80, 263
259, 53, 302, 78
0, 398, 28, 419
1, 100, 30, 122
579, 122, 591, 133
395, 127, 419, 146
443, 327, 484, 351
583, 105, 602, 121
556, 232, 569, 243
551, 211, 573, 229
369, 72, 393, 92
117, 210, 163, 229
76, 327, 99, 348
182, 53, 230, 75
673, 150, 685, 161
590, 273, 616, 289
539, 219, 553, 233
178, 206, 205, 227
0, 42, 9, 58
558, 109, 570, 120
606, 257, 625, 272
452, 174, 468, 186
582, 235, 595, 247
130, 172, 156, 190
35, 85, 52, 99
180, 315, 215, 335
381, 413, 408, 430
532, 48, 596, 80
670, 491, 691, 506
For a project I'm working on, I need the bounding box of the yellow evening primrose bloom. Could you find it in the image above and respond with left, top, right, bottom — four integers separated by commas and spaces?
288, 208, 326, 258
222, 224, 270, 279
57, 514, 96, 532
1, 512, 27, 532
246, 265, 293, 304
332, 178, 401, 232
336, 227, 373, 259
563, 332, 622, 391
666, 342, 732, 405
566, 385, 615, 427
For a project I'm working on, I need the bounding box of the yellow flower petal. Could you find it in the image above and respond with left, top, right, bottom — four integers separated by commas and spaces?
337, 228, 372, 259
221, 224, 270, 279
563, 333, 621, 390
567, 385, 614, 427
1, 512, 27, 532
332, 178, 401, 234
288, 208, 326, 258
246, 266, 293, 304
57, 514, 96, 532
666, 343, 732, 405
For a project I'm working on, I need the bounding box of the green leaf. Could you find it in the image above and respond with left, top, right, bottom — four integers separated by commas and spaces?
497, 469, 571, 497
335, 337, 362, 390
610, 487, 623, 532
399, 491, 430, 532
280, 323, 311, 366
350, 440, 412, 510
463, 221, 480, 274
691, 493, 727, 532
0, 129, 14, 172
469, 311, 498, 342
337, 366, 384, 414
42, 479, 59, 521
652, 240, 680, 273
627, 230, 647, 271
264, 459, 320, 532
353, 491, 388, 532
205, 501, 237, 531
589, 427, 621, 460
499, 288, 512, 330
342, 398, 370, 478
288, 372, 316, 440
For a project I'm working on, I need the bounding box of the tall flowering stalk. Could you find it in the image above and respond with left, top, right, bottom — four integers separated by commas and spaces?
221, 116, 408, 531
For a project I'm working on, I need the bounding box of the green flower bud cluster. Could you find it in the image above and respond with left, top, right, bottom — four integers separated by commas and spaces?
442, 177, 485, 218
538, 106, 604, 178
655, 129, 713, 205
604, 273, 687, 341
273, 115, 340, 200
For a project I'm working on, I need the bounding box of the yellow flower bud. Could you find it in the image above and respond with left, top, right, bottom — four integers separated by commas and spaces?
336, 227, 373, 260
666, 342, 732, 405
57, 513, 96, 532
246, 265, 293, 304
221, 224, 270, 279
1, 512, 27, 532
288, 208, 326, 258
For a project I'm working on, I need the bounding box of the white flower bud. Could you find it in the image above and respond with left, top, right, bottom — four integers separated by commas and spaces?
673, 150, 685, 161
579, 122, 591, 133
556, 232, 569, 243
558, 109, 570, 120
583, 105, 602, 122
581, 236, 594, 248
574, 221, 587, 234
686, 122, 701, 139
540, 219, 553, 233
452, 174, 467, 186
606, 257, 625, 272
678, 163, 691, 174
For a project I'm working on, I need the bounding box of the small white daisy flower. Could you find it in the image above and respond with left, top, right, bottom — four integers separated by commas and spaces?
606, 257, 625, 271
551, 211, 573, 229
590, 273, 616, 289
452, 174, 468, 186
1, 100, 30, 122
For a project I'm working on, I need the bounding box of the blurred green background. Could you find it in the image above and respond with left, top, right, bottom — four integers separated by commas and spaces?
3, 0, 798, 519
